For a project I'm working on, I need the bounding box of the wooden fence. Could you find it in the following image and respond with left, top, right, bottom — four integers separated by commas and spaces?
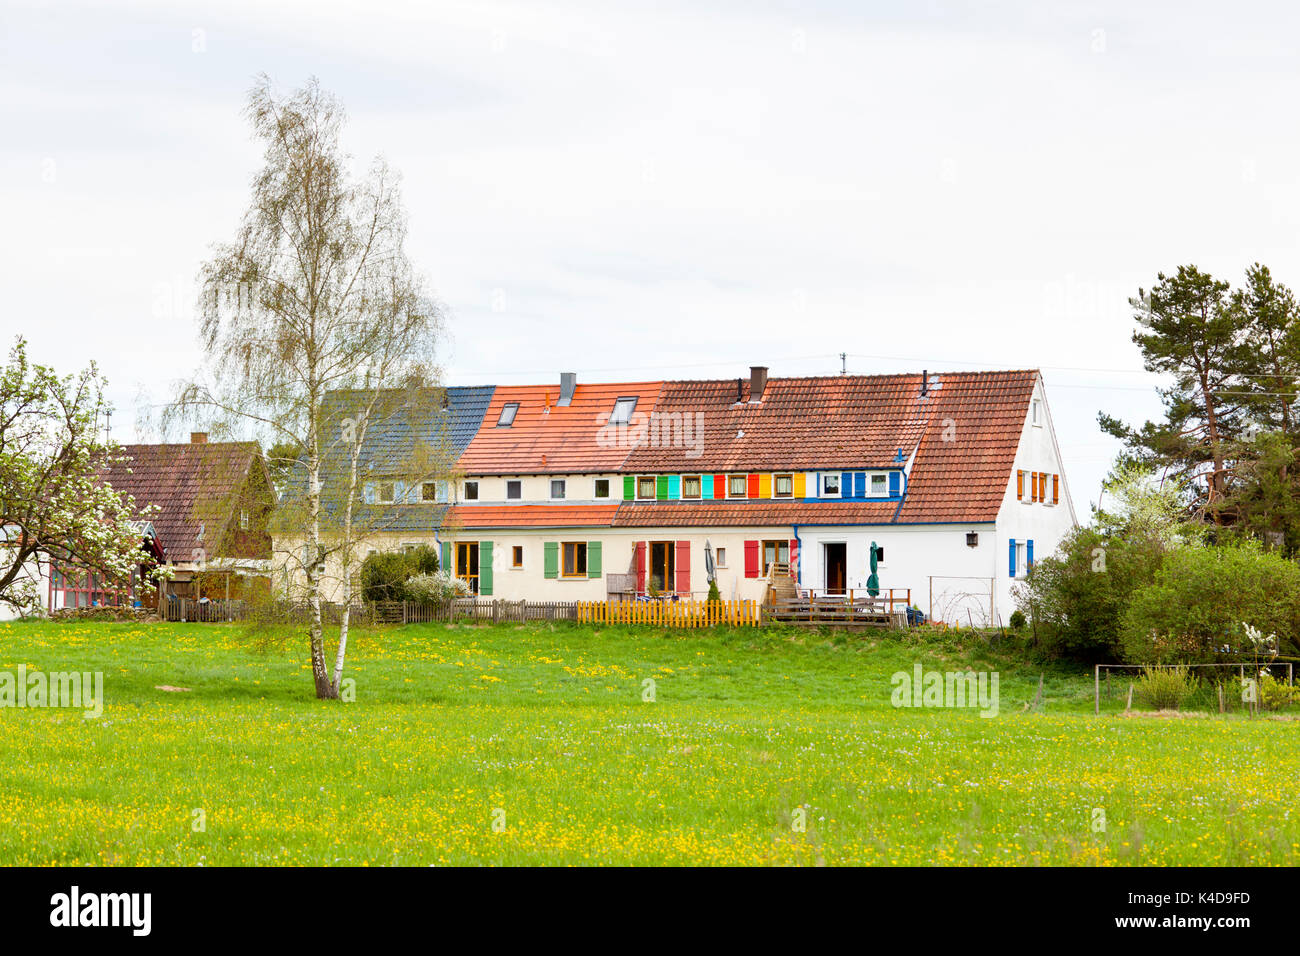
766, 588, 912, 629
577, 598, 759, 628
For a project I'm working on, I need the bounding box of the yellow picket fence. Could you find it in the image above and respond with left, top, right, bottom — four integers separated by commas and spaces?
576, 598, 760, 628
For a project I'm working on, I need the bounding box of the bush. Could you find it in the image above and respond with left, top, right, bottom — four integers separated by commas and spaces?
1011, 525, 1166, 661
1119, 541, 1300, 664
1134, 665, 1200, 710
1260, 672, 1300, 711
707, 579, 721, 602
404, 571, 471, 606
358, 545, 441, 603
1008, 609, 1026, 630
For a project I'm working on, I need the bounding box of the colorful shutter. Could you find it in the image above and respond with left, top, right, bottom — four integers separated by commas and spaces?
587, 541, 602, 578
888, 472, 900, 497
543, 541, 559, 579
1026, 539, 1034, 570
1017, 471, 1025, 499
747, 474, 759, 498
841, 471, 853, 499
758, 474, 772, 499
743, 540, 759, 578
854, 472, 866, 498
623, 476, 635, 500
656, 476, 669, 500
440, 540, 451, 572
1008, 539, 1017, 577
675, 540, 690, 592
794, 473, 806, 498
715, 474, 727, 498
1052, 474, 1060, 504
668, 475, 681, 499
634, 541, 647, 592
701, 474, 714, 499
478, 541, 493, 596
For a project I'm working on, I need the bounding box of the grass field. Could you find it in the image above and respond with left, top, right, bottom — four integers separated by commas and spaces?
0, 619, 1296, 866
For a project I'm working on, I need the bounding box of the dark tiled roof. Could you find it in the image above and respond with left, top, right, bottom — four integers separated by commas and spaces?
455, 382, 664, 474
100, 442, 267, 559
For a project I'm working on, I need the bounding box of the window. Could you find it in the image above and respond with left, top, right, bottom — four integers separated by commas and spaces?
761, 540, 790, 575
239, 509, 249, 530
512, 546, 524, 568
682, 475, 701, 499
507, 480, 522, 500
774, 475, 793, 498
378, 482, 396, 504
594, 478, 610, 498
637, 476, 656, 499
609, 397, 638, 424
422, 481, 448, 503
870, 474, 888, 496
728, 475, 748, 498
562, 541, 588, 577
1032, 399, 1042, 426
873, 544, 885, 563
715, 546, 727, 567
822, 473, 840, 497
464, 481, 479, 501
550, 479, 566, 500
456, 542, 480, 593
497, 403, 519, 427
649, 541, 675, 591
1015, 542, 1027, 577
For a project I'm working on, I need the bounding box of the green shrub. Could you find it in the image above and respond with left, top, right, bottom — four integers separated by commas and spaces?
358, 545, 441, 603
1134, 665, 1200, 710
1119, 541, 1300, 664
1008, 609, 1026, 630
707, 579, 721, 602
1260, 672, 1300, 711
404, 571, 471, 606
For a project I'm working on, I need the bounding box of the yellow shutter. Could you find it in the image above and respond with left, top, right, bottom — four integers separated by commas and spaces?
794, 473, 807, 498
759, 474, 772, 498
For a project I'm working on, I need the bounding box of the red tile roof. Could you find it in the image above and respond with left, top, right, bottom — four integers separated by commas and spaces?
443, 504, 621, 529
99, 442, 270, 560
611, 500, 901, 527
455, 382, 663, 475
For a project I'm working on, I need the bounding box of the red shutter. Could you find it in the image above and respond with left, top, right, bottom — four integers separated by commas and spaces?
789, 538, 799, 578
635, 541, 646, 593
715, 474, 726, 498
744, 540, 759, 578
675, 540, 690, 593
747, 474, 759, 498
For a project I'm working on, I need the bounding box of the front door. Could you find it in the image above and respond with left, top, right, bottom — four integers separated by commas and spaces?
824, 542, 846, 594
456, 542, 480, 594
649, 541, 675, 593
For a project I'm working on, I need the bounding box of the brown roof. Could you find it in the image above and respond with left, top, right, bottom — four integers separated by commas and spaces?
99, 442, 268, 559
444, 504, 621, 529
611, 500, 902, 527
455, 381, 663, 474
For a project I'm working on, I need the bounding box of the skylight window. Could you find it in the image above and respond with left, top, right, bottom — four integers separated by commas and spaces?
497, 402, 520, 427
609, 397, 638, 425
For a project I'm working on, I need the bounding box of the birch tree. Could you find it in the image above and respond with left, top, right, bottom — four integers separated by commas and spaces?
168, 76, 444, 699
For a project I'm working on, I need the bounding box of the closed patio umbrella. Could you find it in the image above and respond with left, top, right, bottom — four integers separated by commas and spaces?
704, 540, 716, 583
866, 540, 880, 597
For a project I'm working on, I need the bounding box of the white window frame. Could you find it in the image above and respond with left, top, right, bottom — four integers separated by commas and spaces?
464, 480, 479, 501
868, 473, 888, 497
550, 478, 567, 500
821, 473, 841, 498
506, 480, 522, 500
593, 478, 610, 499
715, 546, 727, 568
1032, 399, 1042, 427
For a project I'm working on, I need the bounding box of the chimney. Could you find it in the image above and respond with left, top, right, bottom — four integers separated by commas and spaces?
749, 365, 768, 402
920, 370, 928, 398
558, 372, 576, 406
190, 432, 208, 444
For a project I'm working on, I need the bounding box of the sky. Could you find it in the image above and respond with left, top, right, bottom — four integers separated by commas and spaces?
4, 0, 1300, 514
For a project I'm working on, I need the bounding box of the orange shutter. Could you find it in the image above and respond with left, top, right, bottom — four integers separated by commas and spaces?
1052, 474, 1059, 504
1017, 471, 1025, 499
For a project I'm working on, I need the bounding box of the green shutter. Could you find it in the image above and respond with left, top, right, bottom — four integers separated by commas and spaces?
623, 476, 635, 500
656, 475, 669, 500
440, 540, 451, 573
587, 541, 602, 578
478, 541, 493, 596
544, 541, 559, 579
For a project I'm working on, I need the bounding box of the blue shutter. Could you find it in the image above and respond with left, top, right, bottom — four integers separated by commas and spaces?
854, 472, 866, 498
668, 475, 681, 499
1026, 539, 1034, 570
841, 472, 852, 499
1008, 539, 1017, 577
888, 472, 900, 497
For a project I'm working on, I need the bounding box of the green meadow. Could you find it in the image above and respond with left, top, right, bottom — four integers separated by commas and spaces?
0, 619, 1295, 866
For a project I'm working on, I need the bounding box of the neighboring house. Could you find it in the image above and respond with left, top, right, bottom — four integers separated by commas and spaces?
50, 433, 275, 612
296, 366, 1075, 625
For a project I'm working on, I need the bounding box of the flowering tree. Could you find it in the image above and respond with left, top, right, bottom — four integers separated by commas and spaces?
0, 339, 164, 615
